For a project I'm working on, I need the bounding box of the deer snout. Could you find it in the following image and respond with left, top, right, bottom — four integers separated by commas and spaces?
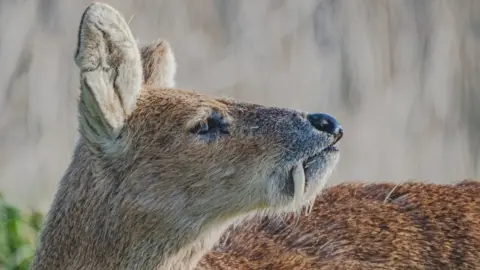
307, 113, 343, 143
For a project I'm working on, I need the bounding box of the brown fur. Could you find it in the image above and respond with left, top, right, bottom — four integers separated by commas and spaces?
198, 180, 480, 269
31, 3, 341, 270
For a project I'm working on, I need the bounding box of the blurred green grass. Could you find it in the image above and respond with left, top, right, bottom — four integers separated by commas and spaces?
0, 194, 44, 270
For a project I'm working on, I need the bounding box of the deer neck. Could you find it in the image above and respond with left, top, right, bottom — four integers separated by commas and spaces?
33, 142, 237, 270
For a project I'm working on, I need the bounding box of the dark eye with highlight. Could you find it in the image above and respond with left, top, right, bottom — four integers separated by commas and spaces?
190, 111, 230, 138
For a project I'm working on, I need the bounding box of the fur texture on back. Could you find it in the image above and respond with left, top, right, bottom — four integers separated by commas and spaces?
199, 180, 480, 270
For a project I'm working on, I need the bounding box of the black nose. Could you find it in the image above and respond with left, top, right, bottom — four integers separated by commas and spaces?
307, 113, 343, 141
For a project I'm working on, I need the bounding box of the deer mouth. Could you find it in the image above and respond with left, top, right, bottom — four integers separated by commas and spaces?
287, 142, 340, 207
302, 145, 339, 170
301, 143, 340, 180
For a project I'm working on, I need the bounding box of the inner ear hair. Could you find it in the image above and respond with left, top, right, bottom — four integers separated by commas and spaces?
74, 2, 143, 153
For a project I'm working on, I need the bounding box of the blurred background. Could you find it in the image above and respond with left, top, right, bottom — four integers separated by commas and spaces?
1, 0, 480, 211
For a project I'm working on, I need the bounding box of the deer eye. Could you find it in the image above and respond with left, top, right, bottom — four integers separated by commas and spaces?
191, 121, 209, 135
190, 112, 230, 137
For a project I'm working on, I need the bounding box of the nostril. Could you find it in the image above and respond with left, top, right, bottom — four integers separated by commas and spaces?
307, 113, 343, 139
334, 127, 343, 145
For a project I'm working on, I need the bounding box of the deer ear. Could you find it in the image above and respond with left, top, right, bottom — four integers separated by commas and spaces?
140, 40, 177, 88
74, 3, 142, 152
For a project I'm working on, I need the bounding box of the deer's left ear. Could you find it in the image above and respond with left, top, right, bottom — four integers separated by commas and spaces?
140, 40, 177, 88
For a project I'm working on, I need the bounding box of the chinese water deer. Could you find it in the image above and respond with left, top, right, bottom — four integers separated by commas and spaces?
133, 10, 480, 270
31, 3, 342, 270
108, 17, 480, 270
139, 40, 480, 270
199, 180, 480, 270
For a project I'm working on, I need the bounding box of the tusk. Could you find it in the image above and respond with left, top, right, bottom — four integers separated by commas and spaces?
292, 162, 305, 209
305, 200, 314, 216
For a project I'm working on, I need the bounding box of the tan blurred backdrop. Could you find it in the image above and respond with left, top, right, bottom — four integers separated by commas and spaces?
1, 0, 480, 211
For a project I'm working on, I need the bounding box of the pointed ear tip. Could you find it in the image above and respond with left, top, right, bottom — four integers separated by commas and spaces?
79, 2, 126, 29
80, 3, 106, 23
141, 40, 176, 64
153, 40, 175, 57
84, 2, 116, 15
